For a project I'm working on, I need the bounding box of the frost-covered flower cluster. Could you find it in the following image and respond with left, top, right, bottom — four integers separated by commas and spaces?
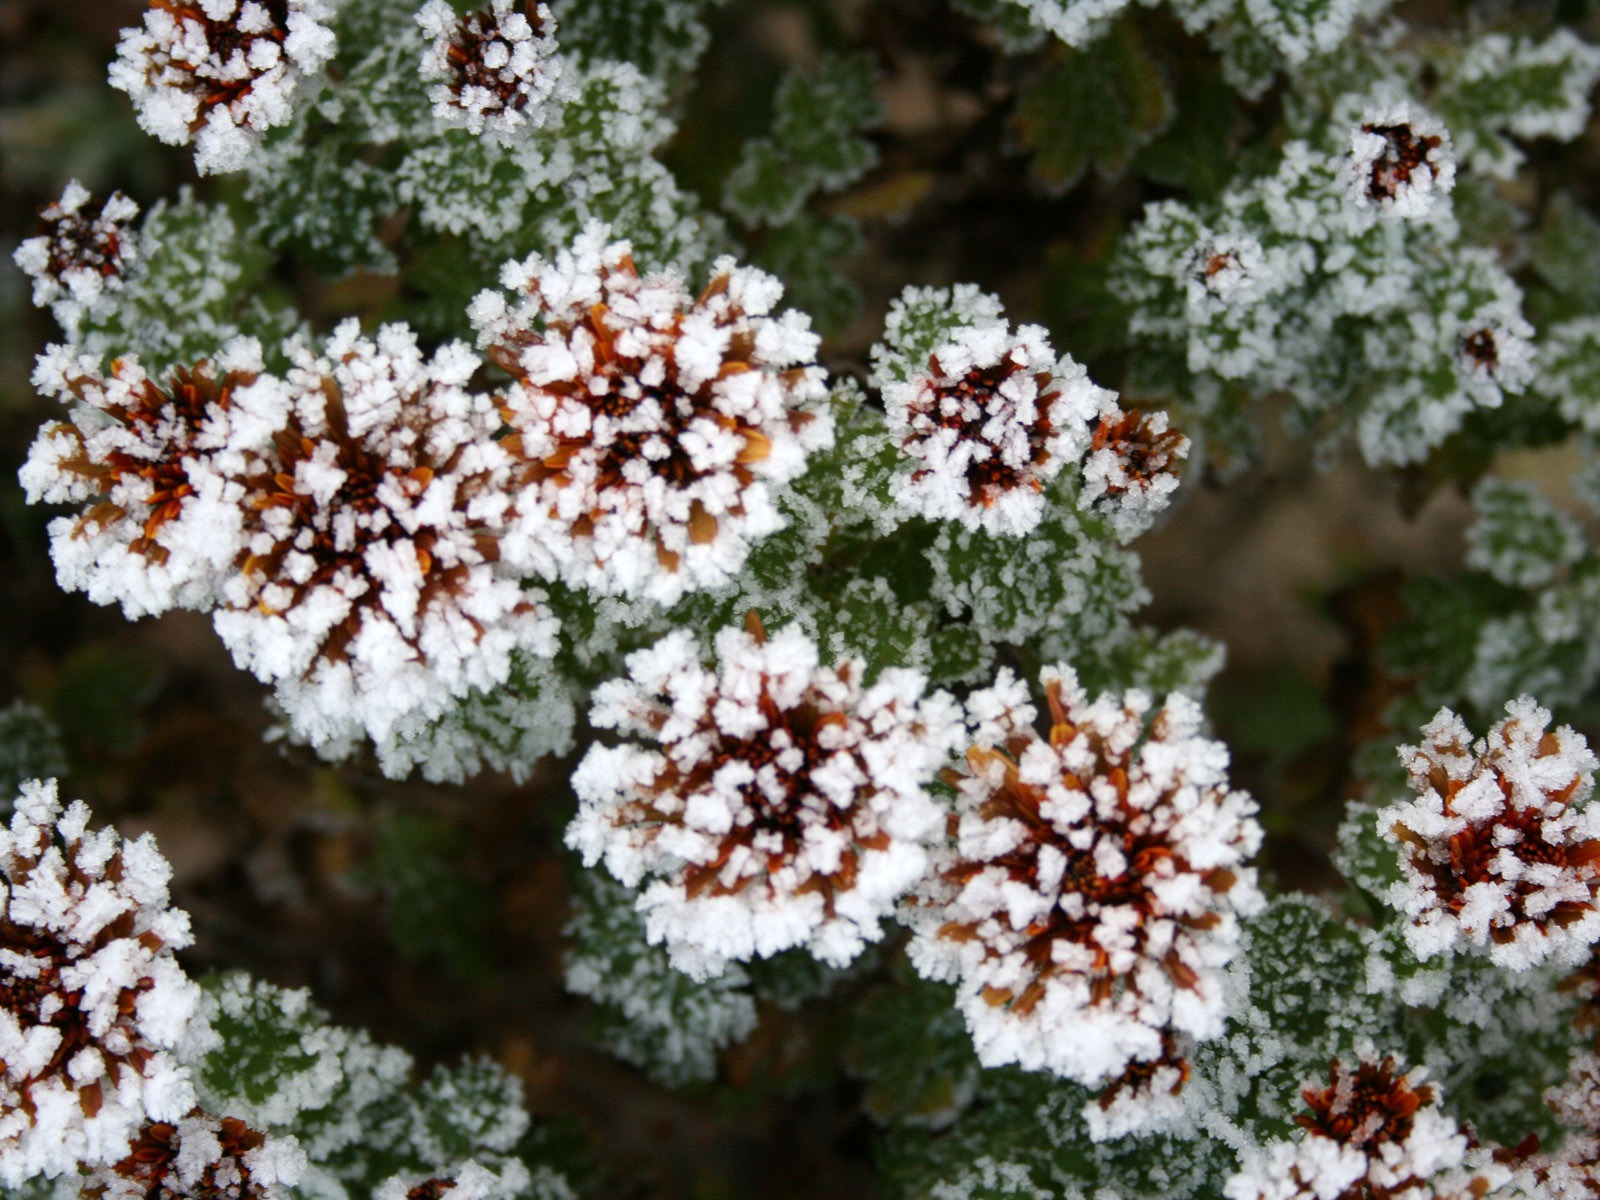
1078, 404, 1190, 541
12, 183, 139, 333
880, 322, 1106, 536
1378, 697, 1600, 970
569, 619, 964, 980
416, 0, 569, 142
1345, 103, 1456, 222
83, 1112, 304, 1200
0, 780, 208, 1186
471, 225, 833, 603
904, 665, 1263, 1096
108, 0, 337, 176
1223, 1056, 1487, 1200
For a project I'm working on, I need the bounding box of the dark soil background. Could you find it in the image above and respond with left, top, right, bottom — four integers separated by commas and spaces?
0, 1, 1579, 1196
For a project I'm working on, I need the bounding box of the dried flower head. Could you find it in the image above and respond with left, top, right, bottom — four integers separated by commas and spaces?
213, 320, 559, 753
881, 324, 1108, 536
83, 1111, 304, 1200
416, 0, 568, 142
18, 339, 263, 619
904, 665, 1263, 1086
1456, 318, 1534, 395
373, 1160, 534, 1200
0, 779, 207, 1186
108, 0, 337, 175
1224, 1056, 1474, 1200
471, 225, 832, 604
568, 617, 964, 980
13, 182, 139, 331
1346, 102, 1456, 221
1378, 696, 1600, 970
1078, 400, 1189, 540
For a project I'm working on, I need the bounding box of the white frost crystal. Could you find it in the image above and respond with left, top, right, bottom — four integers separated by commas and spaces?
417, 0, 570, 142
83, 1111, 305, 1200
1378, 696, 1600, 971
472, 223, 833, 605
568, 620, 964, 980
109, 0, 337, 175
904, 665, 1263, 1087
1344, 101, 1456, 222
13, 182, 139, 333
213, 320, 560, 753
881, 322, 1108, 537
0, 780, 208, 1185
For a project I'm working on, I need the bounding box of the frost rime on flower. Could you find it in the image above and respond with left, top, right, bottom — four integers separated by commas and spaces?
82, 1111, 304, 1200
0, 780, 207, 1186
13, 182, 139, 333
416, 0, 569, 142
568, 619, 964, 980
881, 324, 1108, 537
1078, 402, 1190, 540
472, 225, 832, 604
1222, 1056, 1497, 1200
18, 340, 263, 620
1345, 104, 1456, 222
213, 320, 559, 753
903, 665, 1263, 1096
1378, 696, 1600, 971
108, 0, 337, 175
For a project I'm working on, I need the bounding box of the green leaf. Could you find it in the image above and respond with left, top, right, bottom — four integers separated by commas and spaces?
1012, 18, 1173, 194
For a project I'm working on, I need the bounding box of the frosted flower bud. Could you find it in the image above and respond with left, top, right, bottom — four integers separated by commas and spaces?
18, 339, 264, 619
1378, 696, 1600, 971
882, 325, 1110, 536
108, 0, 337, 175
1457, 317, 1535, 397
1535, 1052, 1600, 1192
1077, 400, 1189, 541
12, 182, 139, 331
416, 0, 569, 142
1224, 1056, 1476, 1200
1084, 1032, 1191, 1143
567, 616, 965, 980
0, 779, 208, 1185
213, 320, 559, 753
1345, 102, 1456, 221
903, 666, 1263, 1087
474, 224, 833, 605
373, 1159, 534, 1200
1186, 234, 1267, 308
82, 1111, 305, 1200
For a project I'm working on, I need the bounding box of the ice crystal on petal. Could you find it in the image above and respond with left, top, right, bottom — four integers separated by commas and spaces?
1345, 103, 1456, 222
567, 618, 964, 980
213, 320, 559, 752
109, 0, 336, 176
1223, 1056, 1478, 1200
474, 225, 832, 604
13, 182, 139, 333
1077, 400, 1189, 541
416, 0, 570, 143
1378, 697, 1600, 971
904, 665, 1263, 1088
82, 1111, 304, 1200
882, 324, 1108, 536
0, 780, 207, 1186
18, 339, 264, 620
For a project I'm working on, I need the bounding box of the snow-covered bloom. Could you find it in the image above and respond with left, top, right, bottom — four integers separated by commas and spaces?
83, 1112, 304, 1200
1077, 401, 1189, 541
416, 0, 569, 142
1534, 1051, 1600, 1195
374, 1159, 539, 1200
13, 182, 139, 331
18, 339, 264, 620
1224, 1056, 1479, 1200
1378, 697, 1600, 971
882, 324, 1108, 536
0, 779, 207, 1186
213, 320, 559, 753
108, 0, 337, 175
568, 619, 964, 980
1345, 103, 1456, 221
1084, 1032, 1191, 1142
1456, 316, 1536, 400
471, 225, 832, 604
904, 666, 1263, 1087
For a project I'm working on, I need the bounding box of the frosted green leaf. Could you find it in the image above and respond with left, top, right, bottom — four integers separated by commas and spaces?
745, 213, 861, 334
563, 868, 758, 1087
1533, 193, 1600, 315
847, 968, 981, 1130
870, 284, 1007, 388
550, 0, 725, 87
1012, 20, 1172, 193
1436, 30, 1600, 178
0, 700, 67, 806
1532, 318, 1600, 435
1465, 479, 1585, 589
